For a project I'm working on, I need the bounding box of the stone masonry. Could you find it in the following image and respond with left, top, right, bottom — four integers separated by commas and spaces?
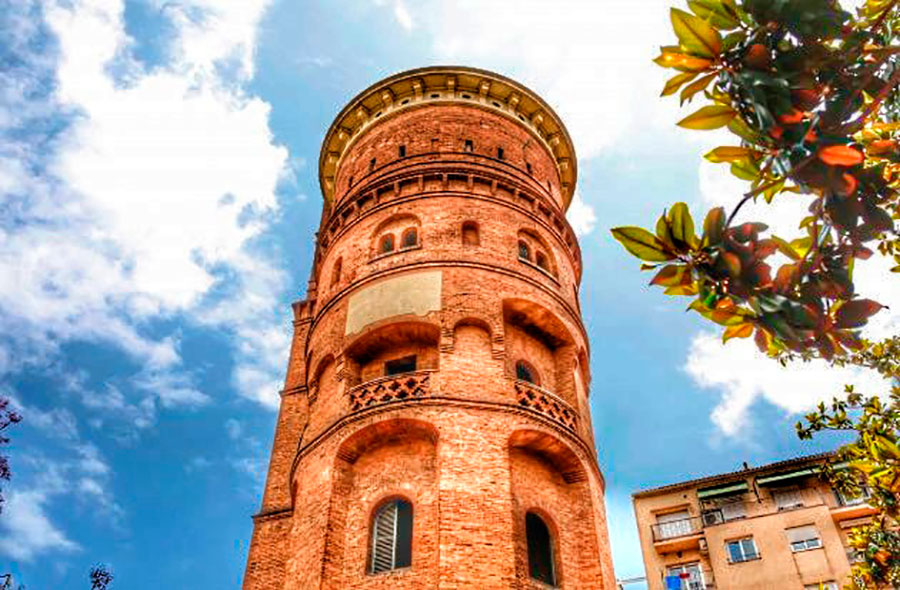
242, 66, 617, 589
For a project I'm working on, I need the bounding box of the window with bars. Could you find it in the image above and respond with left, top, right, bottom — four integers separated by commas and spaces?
369, 499, 413, 574
786, 525, 822, 552
726, 537, 759, 563
526, 512, 556, 586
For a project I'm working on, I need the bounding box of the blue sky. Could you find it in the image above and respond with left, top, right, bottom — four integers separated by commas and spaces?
1, 1, 894, 588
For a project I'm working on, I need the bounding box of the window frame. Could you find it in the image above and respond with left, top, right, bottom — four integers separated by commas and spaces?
787, 525, 822, 553
525, 512, 557, 587
726, 537, 760, 563
515, 360, 540, 386
772, 487, 804, 511
461, 221, 479, 246
401, 227, 418, 249
379, 233, 395, 254
369, 498, 413, 575
385, 355, 417, 377
665, 562, 706, 590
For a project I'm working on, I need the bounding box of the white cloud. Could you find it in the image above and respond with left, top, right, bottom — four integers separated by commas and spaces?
422, 0, 678, 160
685, 161, 900, 435
0, 490, 79, 561
0, 0, 289, 410
374, 0, 414, 31
566, 192, 598, 236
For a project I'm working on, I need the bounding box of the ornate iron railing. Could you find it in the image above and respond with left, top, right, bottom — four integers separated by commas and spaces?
348, 370, 433, 412
514, 380, 578, 432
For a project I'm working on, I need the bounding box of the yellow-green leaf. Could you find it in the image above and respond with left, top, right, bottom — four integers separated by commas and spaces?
677, 105, 736, 130
664, 284, 699, 296
611, 227, 676, 262
723, 322, 754, 341
650, 264, 689, 287
730, 158, 759, 181
705, 146, 752, 163
656, 211, 675, 247
653, 47, 715, 72
669, 202, 698, 249
687, 0, 740, 29
702, 206, 726, 246
680, 72, 717, 105
671, 8, 723, 58
662, 71, 700, 96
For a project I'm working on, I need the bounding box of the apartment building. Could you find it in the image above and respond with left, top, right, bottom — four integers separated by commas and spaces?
633, 453, 875, 590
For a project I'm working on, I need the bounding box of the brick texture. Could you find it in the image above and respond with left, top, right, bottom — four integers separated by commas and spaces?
243, 69, 616, 589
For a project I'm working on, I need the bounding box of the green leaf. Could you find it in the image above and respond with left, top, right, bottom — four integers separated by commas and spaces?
653, 47, 715, 72
677, 105, 736, 130
662, 71, 700, 96
611, 227, 676, 262
687, 0, 740, 29
671, 8, 723, 58
669, 202, 698, 249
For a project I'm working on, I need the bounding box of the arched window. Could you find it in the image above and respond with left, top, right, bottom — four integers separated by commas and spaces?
462, 221, 479, 246
516, 360, 539, 385
401, 227, 418, 248
330, 257, 342, 287
518, 240, 531, 261
379, 234, 395, 254
535, 251, 549, 271
370, 499, 413, 574
526, 512, 556, 586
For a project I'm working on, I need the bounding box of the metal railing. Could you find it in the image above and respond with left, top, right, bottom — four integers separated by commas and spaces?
651, 516, 703, 542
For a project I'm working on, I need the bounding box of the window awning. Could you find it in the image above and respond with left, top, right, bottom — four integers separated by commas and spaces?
757, 467, 819, 486
697, 481, 749, 499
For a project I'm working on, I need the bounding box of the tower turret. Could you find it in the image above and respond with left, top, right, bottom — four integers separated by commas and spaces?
243, 66, 615, 590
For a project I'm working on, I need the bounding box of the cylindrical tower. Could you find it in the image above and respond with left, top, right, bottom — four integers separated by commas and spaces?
243, 66, 615, 590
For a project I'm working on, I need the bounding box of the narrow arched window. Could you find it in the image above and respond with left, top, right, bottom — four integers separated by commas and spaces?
535, 251, 549, 271
401, 227, 418, 248
526, 512, 556, 586
518, 240, 531, 261
462, 221, 479, 246
380, 234, 395, 254
331, 257, 342, 286
370, 499, 413, 574
516, 360, 539, 385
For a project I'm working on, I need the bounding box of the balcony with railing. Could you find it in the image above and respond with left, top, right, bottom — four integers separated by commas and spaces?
514, 380, 578, 432
663, 568, 716, 590
651, 516, 704, 552
348, 370, 433, 412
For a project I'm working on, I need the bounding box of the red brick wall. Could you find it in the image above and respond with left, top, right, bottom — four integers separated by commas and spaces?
244, 94, 615, 589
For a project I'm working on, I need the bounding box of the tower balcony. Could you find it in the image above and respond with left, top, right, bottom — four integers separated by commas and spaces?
348, 369, 434, 412
514, 379, 578, 433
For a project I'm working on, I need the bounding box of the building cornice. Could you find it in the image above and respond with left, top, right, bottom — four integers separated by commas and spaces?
631, 451, 835, 499
318, 66, 578, 210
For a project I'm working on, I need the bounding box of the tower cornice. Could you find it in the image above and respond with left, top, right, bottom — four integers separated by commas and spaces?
318, 66, 578, 210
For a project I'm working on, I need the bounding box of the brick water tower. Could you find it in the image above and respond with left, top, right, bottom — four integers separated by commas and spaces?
243, 66, 616, 589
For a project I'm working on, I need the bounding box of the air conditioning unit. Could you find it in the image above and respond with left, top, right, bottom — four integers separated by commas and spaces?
702, 510, 724, 526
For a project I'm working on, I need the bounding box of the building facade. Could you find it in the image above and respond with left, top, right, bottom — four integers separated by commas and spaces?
633, 453, 876, 590
242, 66, 616, 589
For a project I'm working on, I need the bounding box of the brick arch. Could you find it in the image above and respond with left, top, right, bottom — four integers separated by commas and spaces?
517, 228, 557, 275
502, 298, 574, 348
334, 418, 439, 464
321, 418, 440, 587
508, 429, 587, 484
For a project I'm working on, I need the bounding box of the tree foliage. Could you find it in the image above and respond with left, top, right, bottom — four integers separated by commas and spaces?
614, 0, 899, 360
90, 565, 113, 590
0, 396, 21, 514
612, 0, 900, 588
